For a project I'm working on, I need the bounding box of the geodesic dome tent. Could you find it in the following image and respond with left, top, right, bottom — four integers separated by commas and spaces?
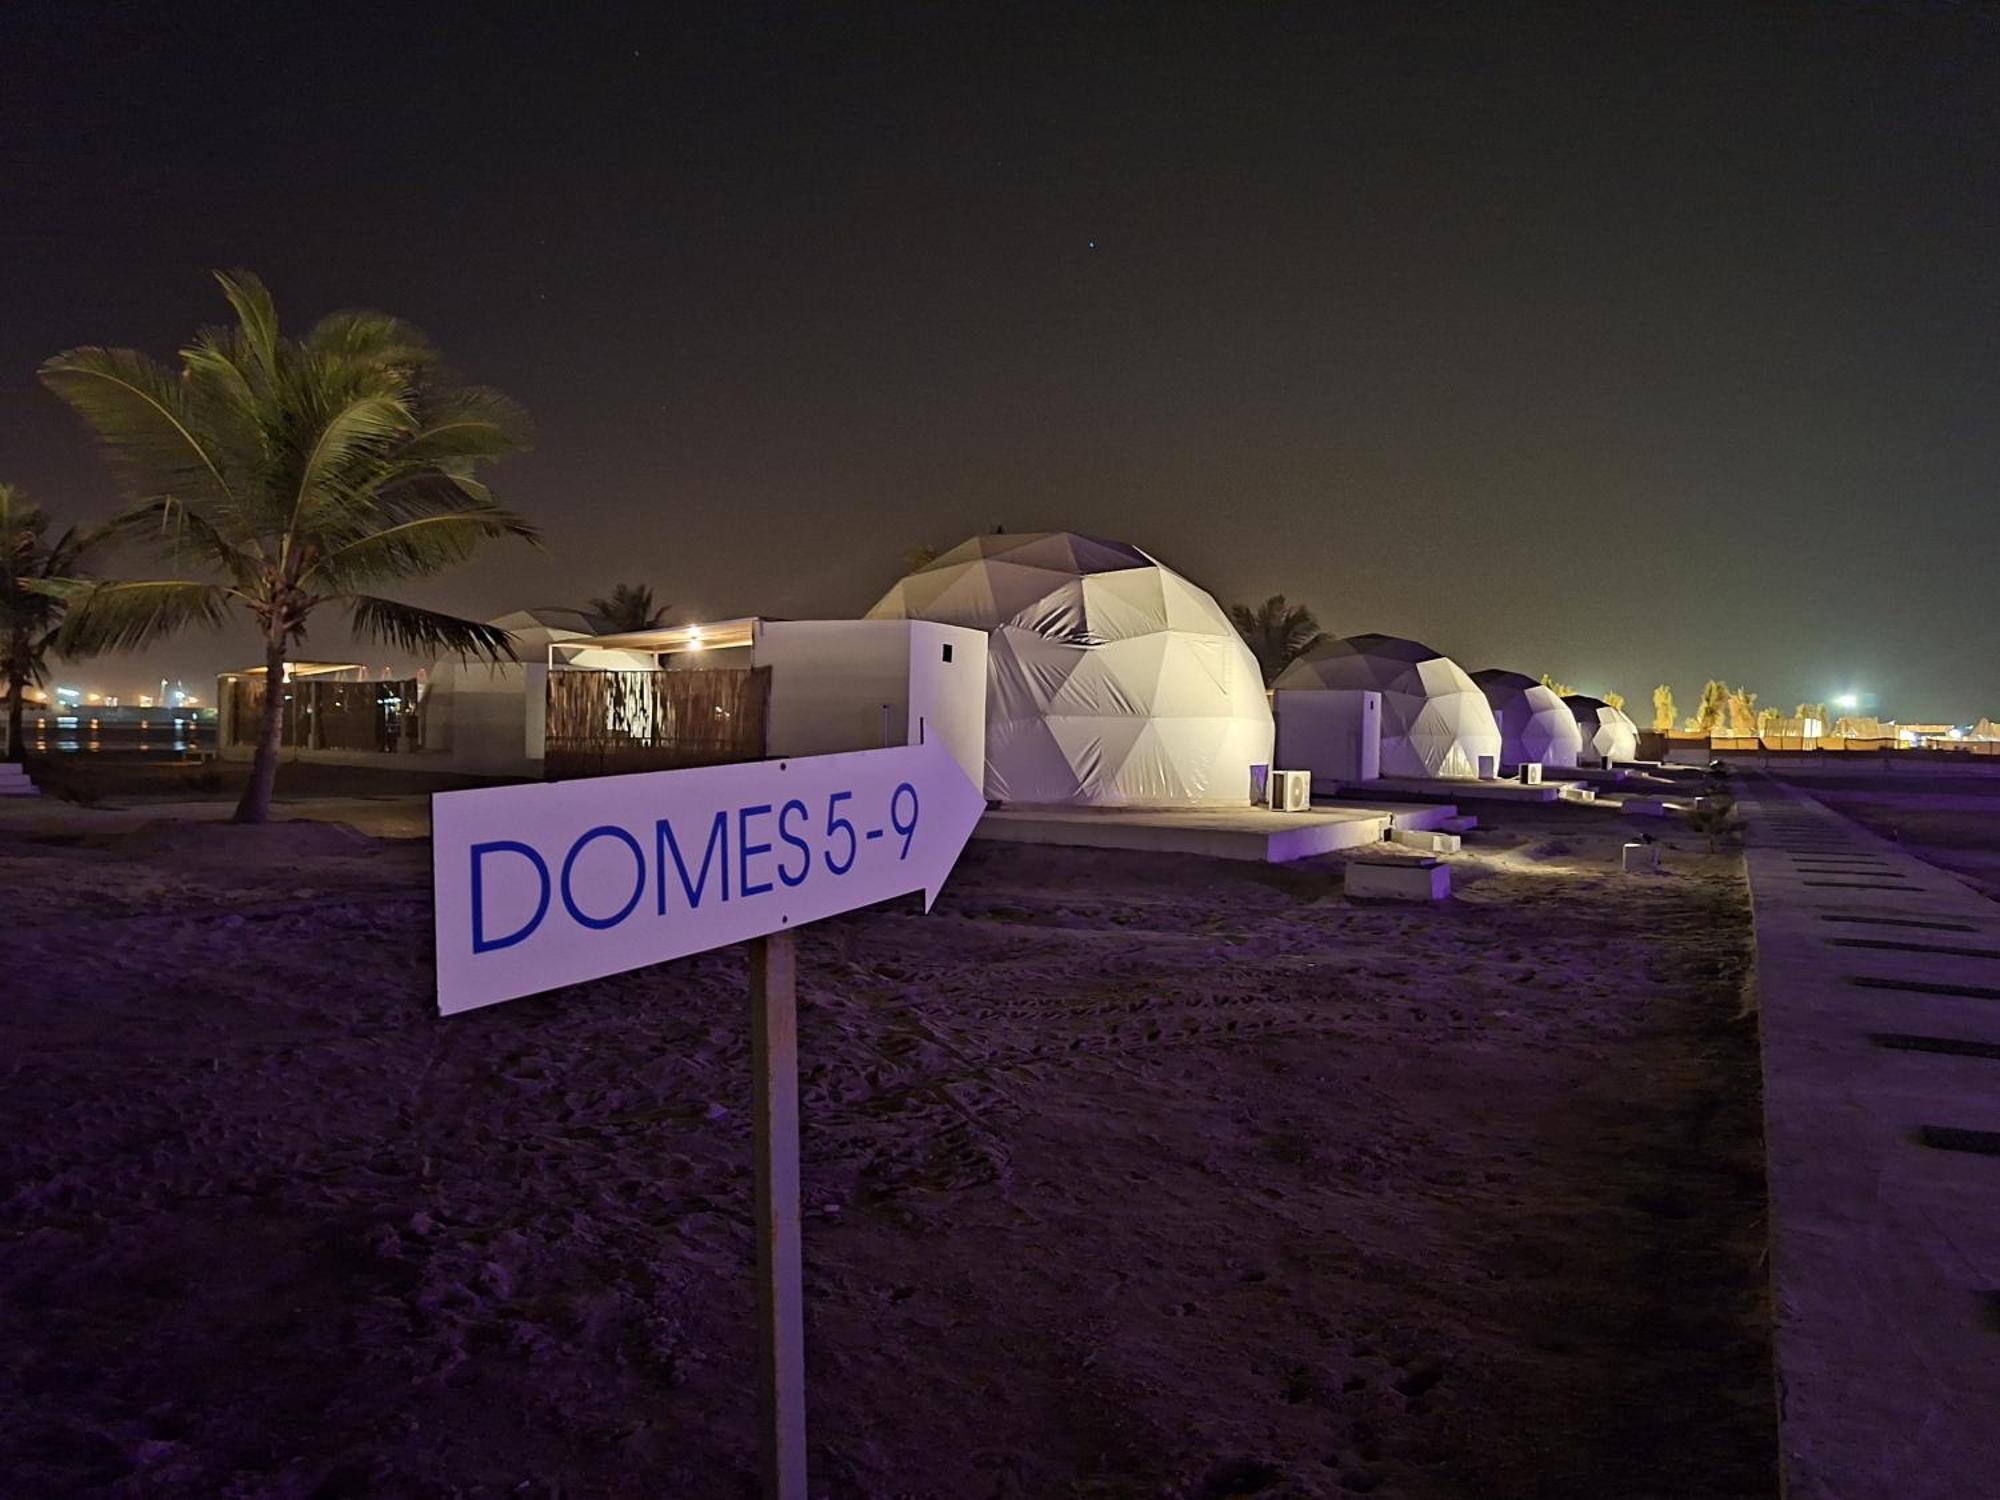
864, 532, 1273, 806
1564, 695, 1640, 763
1470, 669, 1583, 770
1273, 634, 1502, 779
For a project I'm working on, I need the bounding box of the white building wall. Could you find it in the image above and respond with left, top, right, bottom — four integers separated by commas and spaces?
903, 621, 988, 795
756, 620, 987, 793
424, 659, 535, 775
1274, 689, 1382, 791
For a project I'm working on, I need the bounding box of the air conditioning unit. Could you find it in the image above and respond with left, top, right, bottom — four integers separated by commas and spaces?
1267, 769, 1312, 812
1519, 763, 1543, 785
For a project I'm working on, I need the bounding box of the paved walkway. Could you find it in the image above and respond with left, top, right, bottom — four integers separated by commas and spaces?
1742, 775, 2000, 1499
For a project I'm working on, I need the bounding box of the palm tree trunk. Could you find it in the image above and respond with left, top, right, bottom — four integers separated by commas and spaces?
234, 638, 288, 824
4, 628, 26, 762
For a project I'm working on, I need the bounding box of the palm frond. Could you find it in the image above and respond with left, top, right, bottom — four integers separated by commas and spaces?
180, 325, 265, 417
346, 594, 518, 664
288, 391, 413, 529
589, 583, 670, 632
104, 495, 262, 578
39, 346, 239, 507
0, 483, 42, 539
1229, 594, 1325, 685
367, 470, 501, 524
305, 505, 540, 590
51, 580, 233, 656
214, 269, 280, 378
396, 385, 532, 467
305, 308, 436, 370
38, 518, 119, 581
1, 489, 50, 600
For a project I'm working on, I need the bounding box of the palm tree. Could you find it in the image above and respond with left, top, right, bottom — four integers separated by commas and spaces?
1651, 684, 1677, 733
41, 270, 537, 823
1, 485, 114, 760
587, 582, 671, 633
1229, 594, 1325, 687
1690, 679, 1729, 735
1725, 687, 1759, 738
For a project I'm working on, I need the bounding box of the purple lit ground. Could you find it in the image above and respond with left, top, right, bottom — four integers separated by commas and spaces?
0, 803, 1773, 1497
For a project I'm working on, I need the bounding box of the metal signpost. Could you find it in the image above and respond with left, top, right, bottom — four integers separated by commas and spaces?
431, 740, 986, 1498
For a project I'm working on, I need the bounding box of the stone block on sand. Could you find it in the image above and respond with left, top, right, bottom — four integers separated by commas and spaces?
1622, 841, 1660, 873
1346, 854, 1450, 901
1389, 827, 1462, 854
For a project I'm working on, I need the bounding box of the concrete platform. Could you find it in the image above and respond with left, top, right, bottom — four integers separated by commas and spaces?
1741, 776, 2000, 1499
1329, 774, 1579, 805
1556, 764, 1635, 785
974, 801, 1458, 864
1616, 795, 1692, 818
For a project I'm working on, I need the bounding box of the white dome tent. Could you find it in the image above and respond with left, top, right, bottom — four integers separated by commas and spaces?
1564, 695, 1640, 764
865, 532, 1273, 806
1470, 669, 1583, 770
1274, 634, 1503, 779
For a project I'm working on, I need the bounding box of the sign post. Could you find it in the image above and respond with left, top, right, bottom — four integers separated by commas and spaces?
430, 740, 985, 1499
751, 930, 806, 1500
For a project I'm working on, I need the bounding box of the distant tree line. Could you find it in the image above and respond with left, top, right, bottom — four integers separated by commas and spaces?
1649, 679, 1832, 737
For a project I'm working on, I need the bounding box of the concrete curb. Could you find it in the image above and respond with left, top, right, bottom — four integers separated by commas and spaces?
1741, 775, 2000, 1499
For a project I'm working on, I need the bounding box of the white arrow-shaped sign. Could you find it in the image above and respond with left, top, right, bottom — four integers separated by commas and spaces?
431, 737, 986, 1015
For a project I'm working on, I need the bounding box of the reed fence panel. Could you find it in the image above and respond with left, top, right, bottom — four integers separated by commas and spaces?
225, 677, 422, 752
544, 667, 770, 779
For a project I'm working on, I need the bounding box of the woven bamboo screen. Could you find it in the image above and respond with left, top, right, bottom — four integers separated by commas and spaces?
225, 677, 422, 752
226, 678, 269, 746
544, 667, 771, 779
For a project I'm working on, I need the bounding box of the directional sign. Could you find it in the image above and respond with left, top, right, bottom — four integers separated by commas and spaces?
431, 738, 987, 1015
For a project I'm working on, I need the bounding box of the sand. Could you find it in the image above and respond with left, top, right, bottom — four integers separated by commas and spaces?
0, 803, 1774, 1498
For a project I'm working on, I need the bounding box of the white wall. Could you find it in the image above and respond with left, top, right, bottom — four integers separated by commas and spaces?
1274, 689, 1382, 791
903, 621, 988, 794
757, 620, 987, 793
425, 659, 535, 774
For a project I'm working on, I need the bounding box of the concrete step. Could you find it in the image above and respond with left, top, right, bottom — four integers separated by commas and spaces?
1389, 826, 1462, 854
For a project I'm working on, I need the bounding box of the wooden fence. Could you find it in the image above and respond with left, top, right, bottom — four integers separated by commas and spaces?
226, 677, 422, 752
544, 667, 771, 779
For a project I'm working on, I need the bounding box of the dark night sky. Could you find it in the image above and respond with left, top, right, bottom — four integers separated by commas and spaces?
3, 2, 1996, 719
